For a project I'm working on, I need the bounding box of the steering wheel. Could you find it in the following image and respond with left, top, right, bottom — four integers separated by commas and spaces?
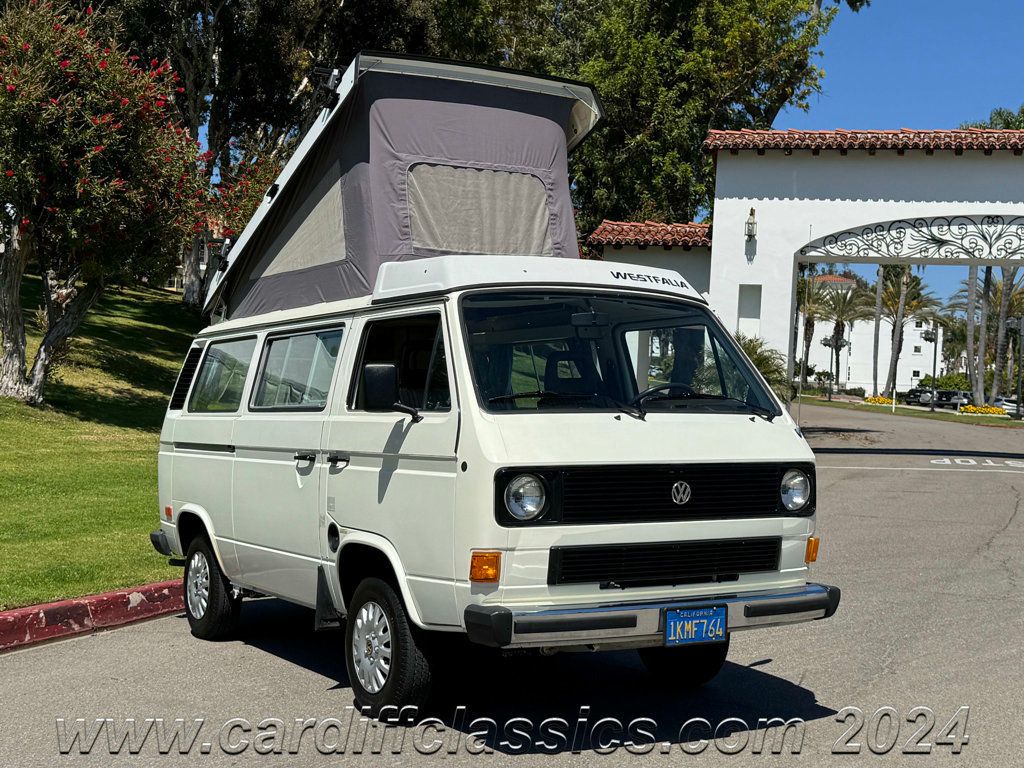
629, 382, 695, 408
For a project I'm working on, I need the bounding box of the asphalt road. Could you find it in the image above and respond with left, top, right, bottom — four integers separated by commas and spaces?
2, 404, 1022, 767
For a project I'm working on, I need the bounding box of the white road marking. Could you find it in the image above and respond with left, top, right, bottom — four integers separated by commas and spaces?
819, 465, 1024, 474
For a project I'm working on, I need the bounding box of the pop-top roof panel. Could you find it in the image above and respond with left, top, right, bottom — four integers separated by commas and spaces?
203, 53, 604, 317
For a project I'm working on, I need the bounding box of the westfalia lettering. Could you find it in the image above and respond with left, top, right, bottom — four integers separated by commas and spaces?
609, 270, 688, 289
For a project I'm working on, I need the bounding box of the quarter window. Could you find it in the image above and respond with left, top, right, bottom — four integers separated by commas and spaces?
252, 329, 344, 410
188, 338, 257, 413
352, 315, 450, 411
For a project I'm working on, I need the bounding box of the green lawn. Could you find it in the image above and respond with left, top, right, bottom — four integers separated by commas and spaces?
0, 278, 202, 609
794, 395, 1024, 428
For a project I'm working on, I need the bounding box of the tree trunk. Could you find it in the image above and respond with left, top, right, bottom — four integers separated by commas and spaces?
871, 265, 883, 397
801, 315, 815, 385
965, 265, 978, 395
22, 280, 103, 403
975, 267, 992, 405
832, 323, 844, 390
884, 269, 910, 396
0, 227, 30, 400
989, 266, 1017, 403
181, 238, 204, 307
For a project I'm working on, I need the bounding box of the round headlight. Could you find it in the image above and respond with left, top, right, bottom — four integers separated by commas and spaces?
504, 474, 547, 521
781, 469, 811, 512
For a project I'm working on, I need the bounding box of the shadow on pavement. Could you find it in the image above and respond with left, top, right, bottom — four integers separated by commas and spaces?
800, 426, 880, 437
236, 599, 835, 755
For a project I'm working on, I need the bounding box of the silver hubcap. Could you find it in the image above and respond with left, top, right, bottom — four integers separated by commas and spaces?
351, 601, 392, 694
186, 551, 210, 619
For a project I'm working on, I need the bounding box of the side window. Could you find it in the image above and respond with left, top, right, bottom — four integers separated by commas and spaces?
352, 314, 451, 412
252, 328, 343, 410
188, 337, 257, 413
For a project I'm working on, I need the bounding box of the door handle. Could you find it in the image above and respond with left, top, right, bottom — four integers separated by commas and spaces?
327, 452, 349, 468
294, 451, 317, 463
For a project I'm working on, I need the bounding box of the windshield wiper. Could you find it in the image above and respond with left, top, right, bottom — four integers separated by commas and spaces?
488, 390, 590, 403
695, 395, 777, 422
487, 391, 646, 420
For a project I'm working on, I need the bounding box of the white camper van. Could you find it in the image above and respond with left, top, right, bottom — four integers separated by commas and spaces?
152, 53, 838, 712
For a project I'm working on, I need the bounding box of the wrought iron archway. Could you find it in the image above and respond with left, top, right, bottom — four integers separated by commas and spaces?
798, 215, 1024, 265
788, 214, 1024, 394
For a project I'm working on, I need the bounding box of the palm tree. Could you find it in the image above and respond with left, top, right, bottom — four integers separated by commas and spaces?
797, 275, 826, 386
881, 271, 940, 396
736, 333, 789, 402
871, 265, 885, 397
819, 285, 872, 389
975, 267, 993, 404
989, 268, 1023, 401
965, 264, 979, 397
939, 314, 968, 374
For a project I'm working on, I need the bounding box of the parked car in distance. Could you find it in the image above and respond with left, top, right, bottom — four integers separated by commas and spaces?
903, 388, 925, 405
934, 390, 971, 409
993, 397, 1019, 415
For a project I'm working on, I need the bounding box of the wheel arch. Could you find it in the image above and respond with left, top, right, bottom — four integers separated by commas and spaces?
336, 532, 425, 627
175, 505, 231, 574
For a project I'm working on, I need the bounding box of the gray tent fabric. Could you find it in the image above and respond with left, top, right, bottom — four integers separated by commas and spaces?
224, 68, 584, 319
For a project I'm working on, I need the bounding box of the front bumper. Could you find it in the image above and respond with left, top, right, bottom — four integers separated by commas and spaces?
464, 582, 840, 649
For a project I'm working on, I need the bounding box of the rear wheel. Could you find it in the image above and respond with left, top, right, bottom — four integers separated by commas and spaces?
344, 578, 431, 716
183, 537, 240, 640
638, 635, 730, 687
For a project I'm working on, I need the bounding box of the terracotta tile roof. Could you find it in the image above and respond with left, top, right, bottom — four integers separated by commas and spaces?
704, 129, 1024, 153
587, 220, 711, 248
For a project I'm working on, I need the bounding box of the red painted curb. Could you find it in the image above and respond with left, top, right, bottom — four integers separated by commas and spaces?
0, 580, 183, 652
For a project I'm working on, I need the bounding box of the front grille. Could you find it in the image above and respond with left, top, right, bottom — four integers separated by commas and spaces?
548, 537, 781, 588
559, 463, 810, 523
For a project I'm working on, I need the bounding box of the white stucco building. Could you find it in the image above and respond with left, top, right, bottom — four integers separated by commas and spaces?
588, 129, 1024, 392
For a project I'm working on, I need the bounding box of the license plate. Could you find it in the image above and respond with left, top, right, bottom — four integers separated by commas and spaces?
665, 606, 727, 646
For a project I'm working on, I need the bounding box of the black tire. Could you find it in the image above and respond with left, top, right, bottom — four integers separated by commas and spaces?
183, 537, 240, 640
638, 635, 730, 687
344, 578, 431, 716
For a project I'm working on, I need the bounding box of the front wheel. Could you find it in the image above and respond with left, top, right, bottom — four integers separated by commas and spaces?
344, 578, 432, 716
638, 635, 730, 687
183, 537, 240, 640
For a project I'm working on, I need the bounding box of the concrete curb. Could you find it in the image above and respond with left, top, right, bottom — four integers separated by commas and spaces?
0, 580, 183, 652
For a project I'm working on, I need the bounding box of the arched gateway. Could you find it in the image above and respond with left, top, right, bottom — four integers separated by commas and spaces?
698, 129, 1024, 391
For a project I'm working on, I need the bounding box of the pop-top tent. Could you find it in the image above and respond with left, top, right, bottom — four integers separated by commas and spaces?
204, 52, 604, 319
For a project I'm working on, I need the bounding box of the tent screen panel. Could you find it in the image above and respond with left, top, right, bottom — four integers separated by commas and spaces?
352, 315, 451, 412
253, 329, 344, 409
408, 164, 554, 256
188, 338, 257, 413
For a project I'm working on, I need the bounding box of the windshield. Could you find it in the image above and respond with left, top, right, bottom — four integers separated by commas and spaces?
461, 291, 779, 415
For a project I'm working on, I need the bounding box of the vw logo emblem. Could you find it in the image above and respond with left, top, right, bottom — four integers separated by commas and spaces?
671, 481, 692, 505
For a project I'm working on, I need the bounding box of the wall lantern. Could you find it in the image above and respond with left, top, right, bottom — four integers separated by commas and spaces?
745, 208, 757, 240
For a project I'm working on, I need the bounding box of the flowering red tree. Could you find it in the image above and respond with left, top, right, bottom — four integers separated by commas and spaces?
0, 0, 205, 402
207, 154, 283, 240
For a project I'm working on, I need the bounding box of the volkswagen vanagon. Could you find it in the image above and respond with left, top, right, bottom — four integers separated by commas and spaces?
150, 53, 839, 714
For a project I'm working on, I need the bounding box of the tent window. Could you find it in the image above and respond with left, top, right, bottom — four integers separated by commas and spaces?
408, 163, 554, 257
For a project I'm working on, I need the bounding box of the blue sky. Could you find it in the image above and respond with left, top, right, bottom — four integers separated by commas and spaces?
773, 0, 1024, 301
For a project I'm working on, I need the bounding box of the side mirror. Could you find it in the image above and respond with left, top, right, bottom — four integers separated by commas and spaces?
363, 363, 400, 411
362, 363, 423, 422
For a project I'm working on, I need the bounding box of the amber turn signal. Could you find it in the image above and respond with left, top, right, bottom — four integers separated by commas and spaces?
805, 536, 820, 563
469, 551, 501, 583
164, 505, 173, 520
